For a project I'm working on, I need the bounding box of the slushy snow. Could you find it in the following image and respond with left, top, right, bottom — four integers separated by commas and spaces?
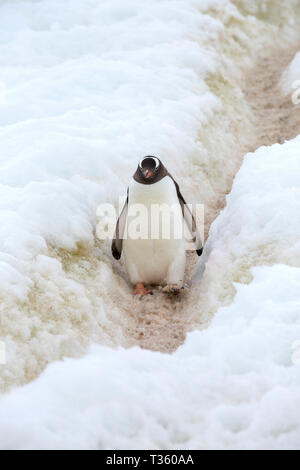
0, 137, 300, 450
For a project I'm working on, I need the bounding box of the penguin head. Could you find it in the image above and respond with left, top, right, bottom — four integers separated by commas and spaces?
136, 156, 162, 183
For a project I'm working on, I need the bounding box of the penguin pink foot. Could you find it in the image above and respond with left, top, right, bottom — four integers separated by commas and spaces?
133, 283, 153, 297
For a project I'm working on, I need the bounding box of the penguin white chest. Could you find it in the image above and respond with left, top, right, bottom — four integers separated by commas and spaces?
122, 176, 186, 285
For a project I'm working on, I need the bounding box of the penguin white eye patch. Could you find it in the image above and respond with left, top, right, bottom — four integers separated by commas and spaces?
139, 156, 159, 170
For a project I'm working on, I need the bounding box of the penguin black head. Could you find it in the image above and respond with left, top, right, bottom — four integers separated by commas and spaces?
134, 156, 167, 185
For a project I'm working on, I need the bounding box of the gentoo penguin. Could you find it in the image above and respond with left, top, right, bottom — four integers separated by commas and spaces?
112, 156, 203, 296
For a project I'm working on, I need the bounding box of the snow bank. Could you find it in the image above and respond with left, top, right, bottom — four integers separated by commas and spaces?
0, 135, 300, 450
0, 0, 226, 390
194, 136, 300, 319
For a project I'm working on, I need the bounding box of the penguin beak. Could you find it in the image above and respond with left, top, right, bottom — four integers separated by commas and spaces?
143, 169, 152, 178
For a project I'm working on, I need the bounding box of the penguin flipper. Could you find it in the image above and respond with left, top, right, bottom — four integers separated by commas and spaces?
174, 181, 203, 256
111, 193, 128, 260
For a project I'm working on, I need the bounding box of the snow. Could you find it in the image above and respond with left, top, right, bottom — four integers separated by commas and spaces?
194, 137, 300, 317
0, 0, 227, 391
0, 0, 280, 392
1, 133, 300, 450
0, 0, 300, 450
